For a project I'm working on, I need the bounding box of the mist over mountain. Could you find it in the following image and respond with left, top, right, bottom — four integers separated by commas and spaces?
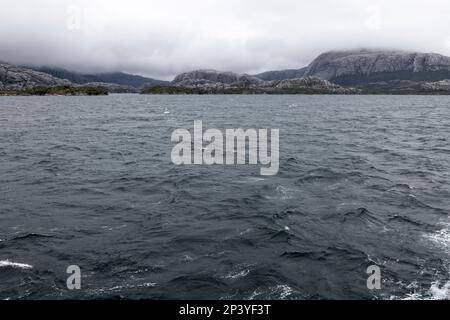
28, 66, 169, 88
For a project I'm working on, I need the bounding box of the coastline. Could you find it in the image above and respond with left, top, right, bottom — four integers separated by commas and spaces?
0, 85, 108, 96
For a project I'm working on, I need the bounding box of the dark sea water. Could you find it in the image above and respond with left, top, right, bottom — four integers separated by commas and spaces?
0, 94, 449, 300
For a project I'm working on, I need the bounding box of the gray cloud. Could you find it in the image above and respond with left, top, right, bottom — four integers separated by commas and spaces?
1, 0, 450, 80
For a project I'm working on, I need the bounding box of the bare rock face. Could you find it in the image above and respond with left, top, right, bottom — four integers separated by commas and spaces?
266, 76, 360, 94
0, 63, 71, 90
304, 49, 450, 83
271, 76, 339, 89
173, 69, 263, 86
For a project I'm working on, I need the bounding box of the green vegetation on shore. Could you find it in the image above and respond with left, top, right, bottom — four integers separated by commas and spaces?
0, 86, 108, 96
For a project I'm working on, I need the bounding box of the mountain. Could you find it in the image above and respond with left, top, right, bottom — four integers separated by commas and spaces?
253, 67, 307, 81
29, 66, 169, 88
0, 62, 137, 94
172, 69, 263, 86
303, 49, 450, 86
0, 63, 71, 90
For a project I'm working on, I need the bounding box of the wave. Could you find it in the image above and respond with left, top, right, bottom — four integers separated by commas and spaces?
222, 268, 251, 280
0, 260, 33, 269
11, 233, 53, 241
339, 207, 384, 227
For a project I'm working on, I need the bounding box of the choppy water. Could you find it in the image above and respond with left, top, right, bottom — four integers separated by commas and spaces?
0, 94, 449, 300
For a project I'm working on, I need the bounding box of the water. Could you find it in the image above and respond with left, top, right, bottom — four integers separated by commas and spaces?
0, 94, 449, 300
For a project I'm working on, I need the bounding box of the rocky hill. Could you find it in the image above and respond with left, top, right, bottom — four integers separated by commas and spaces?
144, 72, 358, 94
0, 63, 142, 94
268, 76, 358, 93
0, 63, 71, 90
172, 69, 263, 86
303, 49, 450, 86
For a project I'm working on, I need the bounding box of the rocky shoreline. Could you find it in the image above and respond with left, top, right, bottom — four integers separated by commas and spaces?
0, 86, 108, 96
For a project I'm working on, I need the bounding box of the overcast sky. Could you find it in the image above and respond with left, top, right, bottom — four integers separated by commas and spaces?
1, 0, 450, 80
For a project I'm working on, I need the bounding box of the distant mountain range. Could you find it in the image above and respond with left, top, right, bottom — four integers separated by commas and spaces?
28, 66, 169, 88
3, 49, 450, 94
161, 49, 450, 94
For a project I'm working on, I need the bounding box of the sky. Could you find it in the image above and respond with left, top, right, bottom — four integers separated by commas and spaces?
1, 0, 450, 80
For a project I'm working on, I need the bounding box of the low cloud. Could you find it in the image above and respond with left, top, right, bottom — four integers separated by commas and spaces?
1, 0, 449, 80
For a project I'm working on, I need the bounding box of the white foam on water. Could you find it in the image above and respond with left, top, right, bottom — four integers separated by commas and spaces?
399, 220, 450, 300
239, 228, 252, 236
265, 185, 297, 201
232, 177, 265, 184
223, 269, 250, 280
0, 260, 33, 269
91, 282, 157, 295
429, 281, 450, 300
247, 177, 265, 182
424, 222, 450, 254
272, 284, 294, 299
397, 281, 450, 300
248, 284, 295, 300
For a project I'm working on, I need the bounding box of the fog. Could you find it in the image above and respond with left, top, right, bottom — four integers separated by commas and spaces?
1, 0, 449, 79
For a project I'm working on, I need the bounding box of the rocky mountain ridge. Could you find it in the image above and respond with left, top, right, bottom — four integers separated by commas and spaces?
304, 49, 450, 85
